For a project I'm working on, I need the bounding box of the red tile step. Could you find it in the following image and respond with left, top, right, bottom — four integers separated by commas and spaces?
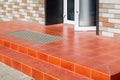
0, 39, 91, 77
0, 21, 120, 80
0, 45, 92, 80
0, 39, 120, 80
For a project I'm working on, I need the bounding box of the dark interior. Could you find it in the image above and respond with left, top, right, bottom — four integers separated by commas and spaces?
45, 0, 99, 35
45, 0, 63, 25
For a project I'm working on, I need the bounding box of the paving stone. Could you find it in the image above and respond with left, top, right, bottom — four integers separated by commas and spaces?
0, 62, 34, 80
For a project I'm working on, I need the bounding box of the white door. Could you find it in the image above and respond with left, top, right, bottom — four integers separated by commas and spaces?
74, 0, 96, 31
63, 0, 74, 24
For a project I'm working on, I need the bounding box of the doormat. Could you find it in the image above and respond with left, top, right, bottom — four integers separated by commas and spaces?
0, 62, 34, 80
7, 30, 64, 44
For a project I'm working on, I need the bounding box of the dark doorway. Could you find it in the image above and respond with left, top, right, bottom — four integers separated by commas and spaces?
45, 0, 63, 25
67, 0, 74, 21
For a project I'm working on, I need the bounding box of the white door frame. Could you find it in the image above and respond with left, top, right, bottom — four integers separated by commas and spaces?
63, 0, 74, 24
74, 0, 96, 31
64, 0, 96, 31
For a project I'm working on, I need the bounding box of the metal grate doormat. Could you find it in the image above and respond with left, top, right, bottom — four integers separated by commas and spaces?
0, 62, 34, 80
7, 30, 64, 44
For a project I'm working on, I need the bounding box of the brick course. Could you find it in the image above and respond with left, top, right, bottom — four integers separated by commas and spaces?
99, 0, 120, 39
0, 0, 45, 25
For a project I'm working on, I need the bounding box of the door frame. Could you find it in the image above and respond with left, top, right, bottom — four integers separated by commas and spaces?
63, 0, 74, 24
63, 0, 99, 34
74, 0, 97, 31
96, 0, 99, 35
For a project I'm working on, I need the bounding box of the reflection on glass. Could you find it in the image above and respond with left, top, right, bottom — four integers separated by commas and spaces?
79, 0, 96, 26
67, 0, 74, 21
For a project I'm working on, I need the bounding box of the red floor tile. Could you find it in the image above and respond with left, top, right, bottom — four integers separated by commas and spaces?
44, 73, 59, 80
92, 55, 119, 64
28, 49, 37, 57
61, 59, 74, 71
12, 59, 21, 71
11, 43, 19, 50
3, 40, 10, 47
32, 69, 44, 80
75, 64, 91, 77
3, 56, 12, 66
22, 64, 32, 76
18, 45, 28, 54
48, 56, 61, 66
0, 39, 4, 45
92, 69, 110, 80
80, 58, 105, 68
37, 52, 48, 61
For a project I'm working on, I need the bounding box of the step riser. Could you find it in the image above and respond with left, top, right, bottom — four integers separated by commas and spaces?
0, 39, 111, 80
0, 39, 80, 73
0, 53, 60, 80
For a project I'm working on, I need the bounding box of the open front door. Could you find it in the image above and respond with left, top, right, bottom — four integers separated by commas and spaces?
64, 0, 74, 24
74, 0, 97, 31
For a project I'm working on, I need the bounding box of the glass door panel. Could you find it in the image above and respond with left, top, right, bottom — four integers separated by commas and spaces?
79, 0, 96, 26
67, 0, 74, 21
64, 0, 74, 24
75, 0, 96, 31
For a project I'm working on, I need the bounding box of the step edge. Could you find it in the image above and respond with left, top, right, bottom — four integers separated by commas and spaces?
0, 45, 93, 80
0, 39, 112, 80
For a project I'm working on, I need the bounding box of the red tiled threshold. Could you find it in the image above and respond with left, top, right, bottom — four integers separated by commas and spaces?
0, 21, 120, 80
0, 45, 91, 80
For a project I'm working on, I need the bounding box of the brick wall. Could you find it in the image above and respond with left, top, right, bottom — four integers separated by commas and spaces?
0, 0, 45, 25
99, 0, 120, 38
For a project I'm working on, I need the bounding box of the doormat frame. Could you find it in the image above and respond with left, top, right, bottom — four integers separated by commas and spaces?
7, 30, 64, 44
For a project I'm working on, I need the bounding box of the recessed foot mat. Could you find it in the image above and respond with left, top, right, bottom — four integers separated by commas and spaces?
0, 62, 34, 80
7, 30, 64, 44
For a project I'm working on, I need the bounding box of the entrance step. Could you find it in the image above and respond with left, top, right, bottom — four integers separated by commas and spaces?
0, 39, 120, 80
0, 21, 120, 80
0, 45, 92, 80
0, 37, 120, 80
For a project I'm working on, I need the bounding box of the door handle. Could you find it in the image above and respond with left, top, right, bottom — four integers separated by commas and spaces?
76, 11, 79, 13
63, 15, 66, 18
